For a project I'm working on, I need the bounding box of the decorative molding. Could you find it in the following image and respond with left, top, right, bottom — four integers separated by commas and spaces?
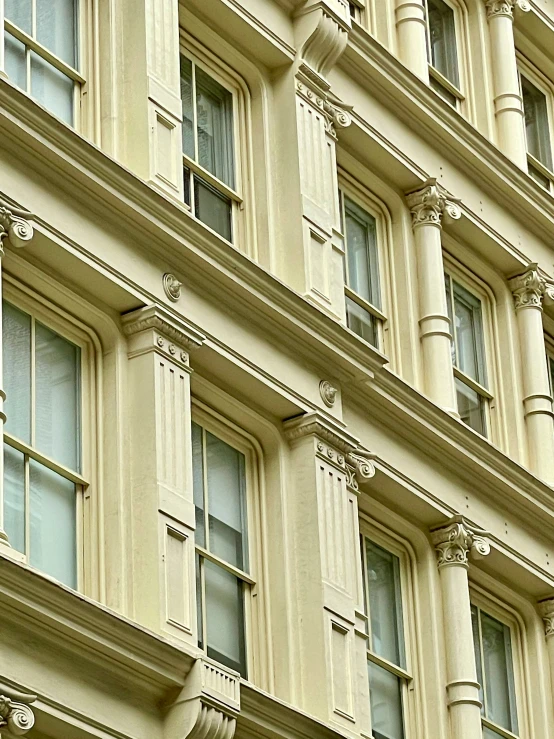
345, 450, 376, 491
509, 263, 554, 311
538, 599, 554, 638
283, 411, 359, 456
163, 273, 182, 302
319, 380, 338, 407
295, 2, 350, 84
484, 0, 530, 20
0, 684, 36, 736
0, 200, 34, 254
295, 80, 352, 136
430, 515, 490, 569
405, 178, 462, 229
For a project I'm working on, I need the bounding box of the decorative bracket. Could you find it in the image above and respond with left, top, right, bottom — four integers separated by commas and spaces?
430, 515, 490, 569
538, 599, 554, 638
485, 0, 530, 20
405, 178, 462, 229
0, 683, 36, 736
0, 200, 34, 255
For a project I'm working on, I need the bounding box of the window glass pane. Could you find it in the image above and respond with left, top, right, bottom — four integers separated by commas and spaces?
5, 0, 32, 34
184, 166, 191, 207
471, 605, 485, 713
36, 0, 77, 68
368, 660, 404, 739
4, 32, 27, 91
206, 430, 247, 571
204, 559, 246, 676
428, 0, 459, 87
365, 539, 405, 667
481, 612, 518, 732
522, 76, 553, 171
4, 443, 25, 554
180, 56, 195, 160
528, 161, 551, 190
444, 274, 457, 366
35, 321, 81, 471
194, 177, 232, 242
344, 197, 380, 308
29, 460, 76, 588
455, 378, 486, 437
195, 67, 234, 188
196, 552, 204, 650
30, 53, 74, 125
192, 422, 206, 548
3, 301, 31, 444
346, 297, 378, 348
453, 281, 486, 386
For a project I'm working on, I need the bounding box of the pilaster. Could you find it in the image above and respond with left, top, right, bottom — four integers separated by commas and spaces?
406, 178, 461, 416
509, 264, 554, 485
122, 304, 205, 643
395, 0, 429, 82
283, 411, 374, 736
431, 516, 490, 739
0, 683, 36, 737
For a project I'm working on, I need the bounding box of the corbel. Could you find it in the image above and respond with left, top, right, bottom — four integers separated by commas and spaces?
0, 682, 36, 736
0, 198, 34, 253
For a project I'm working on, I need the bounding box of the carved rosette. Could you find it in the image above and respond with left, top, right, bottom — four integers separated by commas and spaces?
509, 264, 548, 311
538, 599, 554, 638
319, 380, 338, 407
162, 273, 182, 302
431, 516, 490, 569
0, 202, 34, 255
405, 178, 461, 230
0, 685, 36, 736
485, 0, 530, 20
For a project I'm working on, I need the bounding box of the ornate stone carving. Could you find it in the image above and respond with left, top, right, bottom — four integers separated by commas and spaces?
406, 178, 462, 229
431, 516, 490, 569
295, 80, 352, 136
163, 273, 182, 302
538, 599, 554, 638
0, 684, 36, 736
0, 201, 34, 254
296, 2, 350, 83
485, 0, 530, 20
319, 380, 338, 407
122, 304, 205, 353
509, 264, 553, 311
345, 450, 376, 491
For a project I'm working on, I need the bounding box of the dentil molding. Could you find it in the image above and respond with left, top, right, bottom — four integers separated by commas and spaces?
509, 263, 554, 311
538, 599, 554, 638
0, 683, 36, 736
405, 178, 462, 229
0, 199, 34, 255
430, 515, 490, 569
484, 0, 530, 20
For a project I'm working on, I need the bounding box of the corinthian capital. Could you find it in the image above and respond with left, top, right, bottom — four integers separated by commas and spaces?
0, 684, 36, 736
538, 599, 554, 638
405, 178, 462, 230
431, 516, 490, 569
0, 200, 34, 255
509, 264, 550, 311
485, 0, 530, 19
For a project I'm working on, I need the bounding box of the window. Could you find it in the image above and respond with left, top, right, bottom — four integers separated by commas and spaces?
181, 53, 240, 242
192, 419, 253, 677
362, 537, 411, 739
3, 0, 82, 126
471, 604, 519, 738
445, 272, 490, 437
340, 192, 384, 349
2, 298, 86, 589
348, 0, 365, 23
520, 72, 554, 192
425, 0, 462, 108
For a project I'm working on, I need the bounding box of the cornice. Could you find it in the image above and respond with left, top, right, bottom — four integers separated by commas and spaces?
122, 303, 205, 355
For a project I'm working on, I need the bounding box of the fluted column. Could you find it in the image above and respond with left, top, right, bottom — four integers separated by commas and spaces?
406, 179, 461, 416
538, 599, 554, 702
395, 0, 429, 82
431, 516, 490, 739
484, 0, 529, 168
509, 265, 554, 485
0, 202, 34, 550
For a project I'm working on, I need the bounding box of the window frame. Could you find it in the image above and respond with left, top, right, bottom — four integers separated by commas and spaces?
424, 0, 466, 109
2, 274, 96, 593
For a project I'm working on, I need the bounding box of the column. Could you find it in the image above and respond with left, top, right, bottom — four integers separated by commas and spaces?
0, 681, 36, 737
121, 304, 205, 644
395, 0, 429, 82
484, 0, 529, 168
509, 265, 554, 485
538, 598, 554, 702
406, 179, 461, 416
283, 412, 374, 737
0, 202, 34, 550
431, 516, 491, 739
118, 0, 184, 198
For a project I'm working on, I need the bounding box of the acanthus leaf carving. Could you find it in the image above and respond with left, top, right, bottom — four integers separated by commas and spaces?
405, 178, 461, 230
485, 0, 530, 19
538, 599, 554, 638
509, 264, 547, 311
0, 200, 34, 255
0, 684, 36, 736
431, 516, 490, 569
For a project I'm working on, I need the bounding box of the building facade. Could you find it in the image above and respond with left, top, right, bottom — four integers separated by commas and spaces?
1, 0, 554, 738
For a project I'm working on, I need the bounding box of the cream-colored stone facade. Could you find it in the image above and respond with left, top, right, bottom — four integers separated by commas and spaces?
1, 1, 554, 738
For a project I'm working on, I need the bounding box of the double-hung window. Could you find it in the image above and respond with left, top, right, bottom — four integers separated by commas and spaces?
425, 0, 463, 108
180, 53, 239, 243
471, 604, 519, 739
3, 299, 85, 589
363, 537, 411, 739
520, 72, 554, 192
445, 272, 490, 437
341, 192, 384, 349
192, 419, 252, 677
3, 0, 83, 126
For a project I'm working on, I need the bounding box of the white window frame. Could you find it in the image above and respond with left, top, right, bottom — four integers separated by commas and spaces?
2, 274, 96, 593
424, 0, 466, 110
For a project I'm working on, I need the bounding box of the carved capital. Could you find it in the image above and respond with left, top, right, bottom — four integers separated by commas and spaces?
431, 516, 490, 569
509, 264, 548, 311
0, 684, 36, 736
345, 449, 376, 491
485, 0, 530, 20
538, 599, 554, 638
0, 201, 34, 255
295, 80, 352, 136
405, 178, 461, 230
